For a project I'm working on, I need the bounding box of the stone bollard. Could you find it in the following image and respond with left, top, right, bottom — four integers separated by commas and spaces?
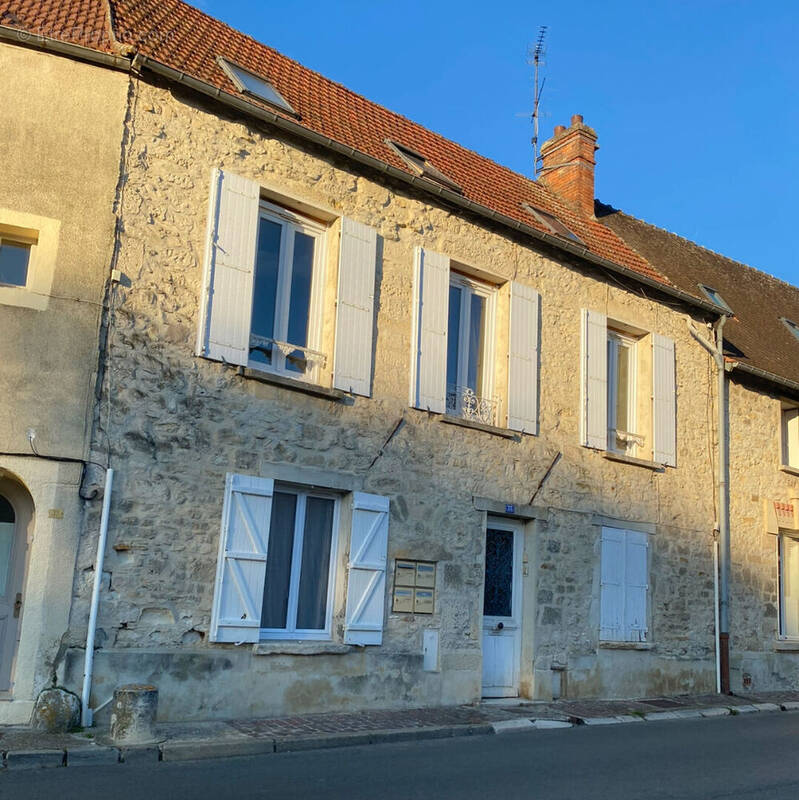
31, 688, 81, 733
109, 684, 158, 745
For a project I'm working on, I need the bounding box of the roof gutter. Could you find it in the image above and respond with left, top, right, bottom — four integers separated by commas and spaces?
132, 54, 726, 320
727, 360, 799, 396
0, 24, 132, 70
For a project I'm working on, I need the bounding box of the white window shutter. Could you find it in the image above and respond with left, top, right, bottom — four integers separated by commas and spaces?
785, 408, 799, 467
507, 281, 540, 433
600, 527, 624, 641
409, 247, 449, 413
581, 309, 607, 449
198, 168, 261, 365
345, 492, 390, 645
333, 217, 378, 396
652, 333, 677, 466
209, 474, 274, 643
624, 530, 649, 641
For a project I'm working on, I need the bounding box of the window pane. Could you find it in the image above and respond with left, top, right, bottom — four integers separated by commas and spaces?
250, 218, 282, 367
483, 528, 513, 617
296, 497, 335, 630
783, 536, 799, 638
446, 285, 462, 388
0, 241, 30, 287
467, 292, 486, 393
285, 231, 315, 373
616, 342, 631, 433
261, 491, 297, 629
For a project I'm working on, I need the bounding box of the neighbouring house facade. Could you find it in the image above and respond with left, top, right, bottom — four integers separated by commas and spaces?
0, 0, 794, 725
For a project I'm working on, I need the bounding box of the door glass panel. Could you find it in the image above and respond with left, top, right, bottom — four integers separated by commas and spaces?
296, 497, 335, 630
0, 496, 14, 597
250, 218, 282, 366
261, 492, 297, 628
484, 528, 513, 617
467, 292, 486, 392
285, 231, 315, 373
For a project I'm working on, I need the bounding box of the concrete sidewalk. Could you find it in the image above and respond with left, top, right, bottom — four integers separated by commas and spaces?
3, 691, 799, 770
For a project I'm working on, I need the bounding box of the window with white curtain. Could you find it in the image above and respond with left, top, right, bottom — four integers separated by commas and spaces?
260, 486, 339, 640
607, 330, 641, 456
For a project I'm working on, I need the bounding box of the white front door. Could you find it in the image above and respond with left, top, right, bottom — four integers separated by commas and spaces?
481, 519, 522, 698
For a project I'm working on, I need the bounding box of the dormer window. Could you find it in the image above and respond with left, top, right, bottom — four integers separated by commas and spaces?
699, 284, 732, 314
217, 57, 296, 115
385, 140, 462, 194
521, 203, 583, 245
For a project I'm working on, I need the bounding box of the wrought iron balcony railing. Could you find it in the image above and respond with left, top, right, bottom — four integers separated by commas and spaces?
446, 384, 500, 426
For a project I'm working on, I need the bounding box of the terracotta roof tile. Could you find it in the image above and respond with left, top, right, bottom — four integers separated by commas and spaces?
3, 0, 669, 287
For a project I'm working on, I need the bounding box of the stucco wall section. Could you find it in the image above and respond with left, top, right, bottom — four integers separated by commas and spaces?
65, 77, 722, 720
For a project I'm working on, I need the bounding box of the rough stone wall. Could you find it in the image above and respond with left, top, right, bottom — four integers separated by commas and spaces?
727, 377, 799, 692
63, 76, 723, 720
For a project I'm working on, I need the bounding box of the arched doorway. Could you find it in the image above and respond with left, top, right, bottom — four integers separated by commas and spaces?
0, 478, 32, 694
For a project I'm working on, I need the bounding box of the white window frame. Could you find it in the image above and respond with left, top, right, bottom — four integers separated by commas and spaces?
780, 405, 799, 470
260, 484, 341, 642
778, 531, 799, 641
249, 200, 327, 383
447, 272, 497, 421
607, 330, 639, 456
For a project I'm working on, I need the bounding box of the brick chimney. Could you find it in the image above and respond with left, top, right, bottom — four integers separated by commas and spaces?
539, 114, 598, 217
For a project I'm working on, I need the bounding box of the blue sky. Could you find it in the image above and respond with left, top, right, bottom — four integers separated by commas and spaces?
199, 1, 798, 283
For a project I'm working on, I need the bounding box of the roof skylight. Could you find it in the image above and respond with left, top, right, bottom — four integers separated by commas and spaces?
217, 57, 295, 114
781, 317, 799, 343
698, 284, 733, 313
385, 140, 462, 194
521, 203, 584, 245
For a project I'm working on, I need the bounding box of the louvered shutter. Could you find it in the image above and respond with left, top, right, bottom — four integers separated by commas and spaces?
624, 530, 649, 641
198, 168, 260, 365
409, 247, 449, 413
785, 409, 799, 467
333, 218, 378, 396
209, 474, 273, 643
345, 492, 389, 645
652, 334, 677, 466
507, 282, 540, 433
600, 527, 625, 641
581, 309, 608, 449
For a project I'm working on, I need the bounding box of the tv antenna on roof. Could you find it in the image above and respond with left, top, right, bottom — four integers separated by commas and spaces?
528, 26, 548, 178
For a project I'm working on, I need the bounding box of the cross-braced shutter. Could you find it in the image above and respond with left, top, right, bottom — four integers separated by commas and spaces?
624, 530, 649, 641
507, 282, 540, 433
198, 168, 260, 365
652, 333, 677, 466
345, 492, 390, 645
599, 527, 624, 641
409, 247, 449, 413
333, 217, 378, 396
581, 309, 608, 449
209, 474, 273, 643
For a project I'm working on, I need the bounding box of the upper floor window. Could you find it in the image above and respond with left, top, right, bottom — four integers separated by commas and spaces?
249, 203, 325, 379
607, 330, 641, 457
781, 317, 799, 344
0, 237, 32, 287
446, 273, 497, 425
198, 169, 379, 397
782, 405, 799, 469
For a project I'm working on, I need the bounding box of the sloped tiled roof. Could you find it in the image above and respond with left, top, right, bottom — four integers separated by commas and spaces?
597, 201, 799, 388
0, 0, 670, 287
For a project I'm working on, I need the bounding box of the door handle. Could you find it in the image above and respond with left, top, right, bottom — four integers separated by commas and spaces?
13, 593, 22, 618
494, 622, 504, 632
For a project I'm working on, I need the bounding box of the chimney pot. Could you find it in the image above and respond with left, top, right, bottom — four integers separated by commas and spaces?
539, 115, 599, 217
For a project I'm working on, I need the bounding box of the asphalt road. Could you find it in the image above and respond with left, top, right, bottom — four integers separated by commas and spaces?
5, 712, 799, 800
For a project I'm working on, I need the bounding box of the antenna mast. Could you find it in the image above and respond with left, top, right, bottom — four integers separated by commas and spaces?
529, 26, 548, 178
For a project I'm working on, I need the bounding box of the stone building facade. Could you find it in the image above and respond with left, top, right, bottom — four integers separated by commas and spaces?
1, 0, 795, 725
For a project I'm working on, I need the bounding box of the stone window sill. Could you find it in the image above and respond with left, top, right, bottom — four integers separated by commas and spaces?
252, 641, 352, 656
779, 465, 799, 478
602, 451, 665, 472
237, 367, 353, 404
774, 640, 799, 652
440, 414, 521, 441
599, 641, 654, 651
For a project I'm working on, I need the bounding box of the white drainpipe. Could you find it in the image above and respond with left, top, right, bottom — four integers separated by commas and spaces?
81, 467, 114, 728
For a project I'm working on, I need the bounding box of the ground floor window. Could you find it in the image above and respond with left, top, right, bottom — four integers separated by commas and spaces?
599, 527, 649, 642
779, 533, 799, 639
260, 487, 339, 640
